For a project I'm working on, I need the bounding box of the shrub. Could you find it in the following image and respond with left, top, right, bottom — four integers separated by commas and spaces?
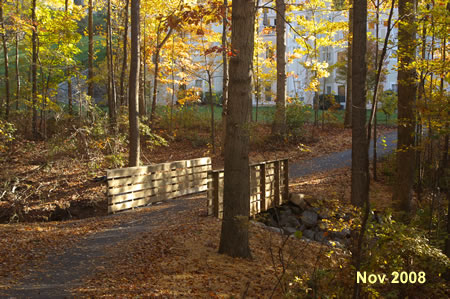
0, 120, 16, 152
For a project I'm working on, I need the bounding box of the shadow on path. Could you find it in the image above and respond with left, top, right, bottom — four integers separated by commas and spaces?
5, 197, 197, 298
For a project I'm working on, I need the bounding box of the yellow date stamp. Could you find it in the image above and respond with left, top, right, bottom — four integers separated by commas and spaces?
357, 271, 426, 284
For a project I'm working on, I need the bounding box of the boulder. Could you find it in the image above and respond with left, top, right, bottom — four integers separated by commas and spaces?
303, 229, 315, 240
279, 215, 301, 228
289, 193, 308, 210
301, 210, 318, 227
314, 231, 327, 243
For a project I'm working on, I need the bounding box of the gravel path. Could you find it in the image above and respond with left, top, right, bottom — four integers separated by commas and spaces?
4, 198, 198, 298
5, 131, 398, 298
289, 130, 397, 178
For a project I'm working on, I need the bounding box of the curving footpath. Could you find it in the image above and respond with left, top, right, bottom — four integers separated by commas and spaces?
289, 130, 397, 178
4, 130, 398, 298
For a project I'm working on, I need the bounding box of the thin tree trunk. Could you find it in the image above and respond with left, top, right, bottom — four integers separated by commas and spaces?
272, 0, 286, 136
344, 6, 353, 128
394, 0, 417, 215
31, 0, 38, 138
119, 0, 129, 106
218, 0, 255, 259
15, 0, 20, 111
128, 0, 140, 167
1, 1, 10, 120
221, 0, 228, 150
208, 70, 215, 153
139, 41, 145, 117
150, 27, 173, 125
88, 0, 93, 99
107, 0, 117, 128
65, 0, 73, 115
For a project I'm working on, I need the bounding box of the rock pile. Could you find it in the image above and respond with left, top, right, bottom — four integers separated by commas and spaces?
254, 193, 352, 248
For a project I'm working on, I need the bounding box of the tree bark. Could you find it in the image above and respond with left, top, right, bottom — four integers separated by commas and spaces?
221, 0, 228, 151
31, 0, 38, 138
218, 0, 255, 259
88, 0, 93, 99
65, 0, 73, 115
394, 0, 417, 214
150, 27, 173, 126
15, 2, 19, 111
1, 1, 10, 120
351, 0, 369, 208
344, 6, 353, 128
128, 0, 140, 167
119, 0, 129, 106
107, 0, 117, 128
272, 0, 286, 136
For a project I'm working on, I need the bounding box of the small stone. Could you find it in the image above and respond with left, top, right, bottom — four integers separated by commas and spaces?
314, 231, 327, 242
289, 193, 308, 210
303, 229, 315, 240
301, 210, 318, 227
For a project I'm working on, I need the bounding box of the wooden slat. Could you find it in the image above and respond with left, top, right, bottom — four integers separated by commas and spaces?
283, 159, 289, 202
186, 157, 211, 167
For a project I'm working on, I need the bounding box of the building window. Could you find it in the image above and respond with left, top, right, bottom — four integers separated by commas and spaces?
195, 80, 202, 88
392, 84, 398, 92
337, 51, 346, 63
263, 8, 268, 26
327, 86, 332, 94
265, 85, 272, 102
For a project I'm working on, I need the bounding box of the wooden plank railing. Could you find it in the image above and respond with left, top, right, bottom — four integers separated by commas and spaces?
107, 157, 211, 214
207, 158, 289, 219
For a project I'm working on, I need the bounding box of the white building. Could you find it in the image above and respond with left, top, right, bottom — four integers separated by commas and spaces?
170, 1, 399, 108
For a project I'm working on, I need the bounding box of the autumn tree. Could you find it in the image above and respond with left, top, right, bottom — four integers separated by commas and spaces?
351, 0, 369, 209
218, 0, 256, 259
31, 0, 38, 138
88, 0, 93, 101
129, 0, 141, 166
344, 3, 352, 127
0, 0, 10, 120
272, 0, 286, 136
394, 0, 417, 215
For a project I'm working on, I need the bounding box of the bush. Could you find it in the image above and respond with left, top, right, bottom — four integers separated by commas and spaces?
286, 102, 311, 142
0, 120, 16, 152
361, 214, 450, 298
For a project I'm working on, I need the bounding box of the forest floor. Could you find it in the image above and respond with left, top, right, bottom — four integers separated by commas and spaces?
0, 123, 396, 297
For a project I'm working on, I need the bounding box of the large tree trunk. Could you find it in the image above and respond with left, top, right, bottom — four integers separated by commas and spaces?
221, 0, 228, 151
88, 0, 93, 99
272, 0, 286, 136
394, 0, 417, 214
31, 0, 38, 138
351, 3, 368, 298
218, 0, 255, 259
119, 0, 129, 106
0, 0, 10, 120
128, 0, 140, 167
351, 0, 369, 208
344, 6, 353, 128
